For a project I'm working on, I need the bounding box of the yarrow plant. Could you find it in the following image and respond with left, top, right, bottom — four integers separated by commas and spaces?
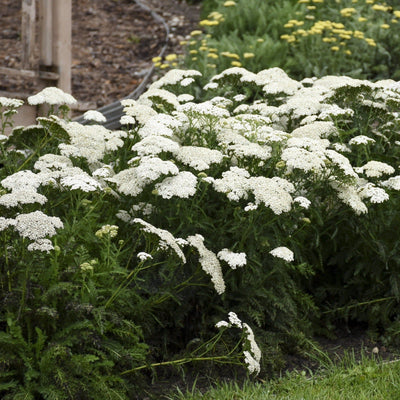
2, 65, 400, 397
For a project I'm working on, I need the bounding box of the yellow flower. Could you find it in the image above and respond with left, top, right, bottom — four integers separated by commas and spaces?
207, 53, 219, 59
345, 50, 352, 55
381, 24, 390, 29
190, 30, 203, 36
353, 30, 364, 39
298, 0, 309, 3
180, 40, 188, 46
154, 62, 161, 68
339, 34, 352, 39
190, 41, 197, 45
152, 56, 162, 63
372, 4, 390, 12
199, 19, 219, 26
284, 23, 294, 28
307, 5, 316, 10
223, 0, 236, 6
231, 61, 242, 67
392, 19, 398, 24
208, 48, 218, 53
257, 38, 264, 43
221, 52, 240, 59
331, 46, 339, 51
340, 8, 356, 17
160, 64, 169, 69
199, 46, 208, 51
189, 50, 198, 55
207, 64, 217, 68
171, 63, 178, 67
312, 0, 324, 2
165, 54, 177, 62
394, 11, 400, 18
244, 52, 255, 58
191, 57, 198, 61
365, 38, 377, 46
358, 17, 367, 22
332, 22, 345, 29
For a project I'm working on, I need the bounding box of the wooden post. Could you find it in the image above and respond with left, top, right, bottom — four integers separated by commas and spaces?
38, 0, 72, 93
39, 0, 53, 67
52, 0, 72, 93
21, 0, 36, 69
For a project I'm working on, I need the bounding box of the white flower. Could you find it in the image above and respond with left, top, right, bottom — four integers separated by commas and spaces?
215, 320, 230, 328
1, 170, 43, 192
137, 252, 153, 261
108, 157, 179, 197
325, 149, 358, 177
27, 238, 54, 253
132, 136, 180, 156
149, 69, 201, 89
269, 246, 294, 262
121, 101, 157, 125
249, 176, 293, 215
0, 96, 24, 108
83, 110, 107, 123
134, 218, 186, 263
0, 191, 48, 208
95, 224, 118, 238
120, 115, 136, 125
177, 94, 195, 103
291, 121, 337, 140
243, 350, 260, 375
178, 101, 230, 118
228, 311, 242, 328
175, 146, 225, 171
294, 196, 311, 209
208, 167, 250, 202
28, 87, 77, 106
92, 165, 114, 178
155, 171, 197, 199
187, 234, 225, 294
180, 77, 195, 87
358, 161, 395, 178
243, 322, 262, 365
281, 147, 326, 173
349, 135, 376, 145
217, 249, 247, 269
34, 154, 73, 172
358, 182, 389, 203
330, 180, 368, 215
381, 175, 400, 190
140, 88, 180, 110
14, 211, 63, 240
0, 217, 16, 232
61, 174, 102, 192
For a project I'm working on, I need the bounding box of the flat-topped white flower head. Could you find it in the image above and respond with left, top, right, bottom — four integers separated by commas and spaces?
269, 246, 294, 262
14, 211, 63, 240
0, 97, 24, 108
28, 87, 77, 106
83, 110, 107, 123
217, 249, 247, 269
155, 171, 197, 199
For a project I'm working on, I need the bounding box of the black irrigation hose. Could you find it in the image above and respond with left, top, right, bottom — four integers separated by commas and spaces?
73, 0, 170, 129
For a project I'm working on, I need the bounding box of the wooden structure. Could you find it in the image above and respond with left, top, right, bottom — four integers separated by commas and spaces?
0, 0, 72, 93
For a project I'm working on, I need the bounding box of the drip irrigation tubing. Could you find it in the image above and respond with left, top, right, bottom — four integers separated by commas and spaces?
73, 0, 170, 129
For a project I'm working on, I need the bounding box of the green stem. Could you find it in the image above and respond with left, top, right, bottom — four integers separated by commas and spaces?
322, 296, 396, 315
121, 355, 238, 375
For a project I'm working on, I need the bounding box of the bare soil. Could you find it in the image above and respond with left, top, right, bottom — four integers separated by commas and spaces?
0, 0, 201, 108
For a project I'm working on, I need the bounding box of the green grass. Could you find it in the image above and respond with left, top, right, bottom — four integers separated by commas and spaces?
168, 355, 400, 399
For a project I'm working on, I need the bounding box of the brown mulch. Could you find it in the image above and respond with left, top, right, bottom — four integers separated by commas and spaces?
0, 0, 201, 108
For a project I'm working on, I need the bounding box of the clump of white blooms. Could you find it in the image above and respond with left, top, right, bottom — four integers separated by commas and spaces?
0, 96, 24, 108
27, 238, 54, 253
294, 196, 311, 209
356, 161, 395, 178
0, 191, 47, 208
137, 252, 153, 261
83, 110, 107, 123
175, 146, 225, 171
14, 211, 63, 241
95, 224, 119, 239
28, 87, 77, 106
155, 171, 197, 199
215, 311, 261, 374
134, 218, 186, 263
349, 135, 376, 146
381, 176, 400, 191
187, 234, 225, 294
269, 246, 294, 262
217, 249, 247, 269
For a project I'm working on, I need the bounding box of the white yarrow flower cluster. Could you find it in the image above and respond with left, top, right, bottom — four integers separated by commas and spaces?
155, 171, 197, 199
269, 246, 294, 262
95, 224, 119, 239
217, 249, 247, 269
83, 110, 107, 123
28, 87, 77, 106
187, 234, 225, 294
134, 218, 186, 263
175, 146, 225, 171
